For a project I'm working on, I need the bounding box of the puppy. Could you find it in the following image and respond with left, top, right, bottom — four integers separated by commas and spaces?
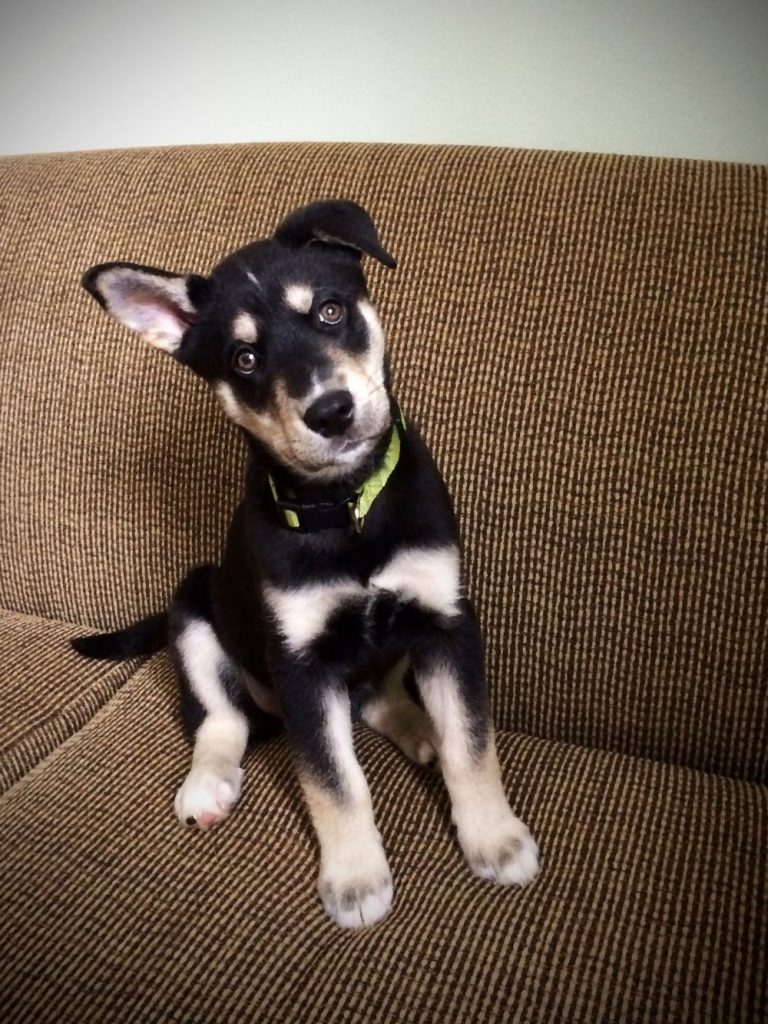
74, 200, 539, 929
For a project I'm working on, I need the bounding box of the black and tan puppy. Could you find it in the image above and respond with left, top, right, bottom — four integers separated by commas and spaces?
74, 200, 539, 929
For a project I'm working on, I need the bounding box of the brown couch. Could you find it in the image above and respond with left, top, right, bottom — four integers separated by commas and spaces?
0, 142, 765, 1023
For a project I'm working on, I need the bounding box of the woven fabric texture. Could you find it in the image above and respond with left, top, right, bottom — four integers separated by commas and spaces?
0, 607, 138, 794
0, 143, 766, 778
0, 653, 764, 1024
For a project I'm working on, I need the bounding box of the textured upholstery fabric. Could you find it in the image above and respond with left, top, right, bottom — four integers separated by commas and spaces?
1, 144, 766, 778
0, 607, 138, 794
0, 653, 764, 1024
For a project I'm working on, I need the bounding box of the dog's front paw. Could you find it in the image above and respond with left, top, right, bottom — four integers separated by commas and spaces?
318, 846, 394, 929
461, 816, 540, 887
174, 763, 242, 831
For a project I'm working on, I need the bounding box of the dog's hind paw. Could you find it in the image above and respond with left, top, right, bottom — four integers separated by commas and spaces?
174, 764, 242, 831
396, 728, 438, 768
361, 696, 438, 768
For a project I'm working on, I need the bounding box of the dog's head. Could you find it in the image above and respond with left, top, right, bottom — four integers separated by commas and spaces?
83, 200, 396, 482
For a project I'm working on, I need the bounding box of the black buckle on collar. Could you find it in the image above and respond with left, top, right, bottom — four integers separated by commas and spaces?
272, 493, 356, 533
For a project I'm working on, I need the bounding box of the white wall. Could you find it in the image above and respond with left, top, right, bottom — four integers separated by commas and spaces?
0, 0, 766, 163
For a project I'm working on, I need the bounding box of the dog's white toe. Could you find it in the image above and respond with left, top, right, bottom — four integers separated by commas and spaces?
462, 818, 540, 887
317, 838, 394, 929
318, 871, 394, 929
174, 764, 242, 831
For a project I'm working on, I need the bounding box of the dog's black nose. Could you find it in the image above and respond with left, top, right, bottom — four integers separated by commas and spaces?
303, 389, 355, 437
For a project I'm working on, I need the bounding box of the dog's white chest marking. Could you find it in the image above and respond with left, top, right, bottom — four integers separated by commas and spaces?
264, 545, 461, 654
264, 579, 367, 654
368, 546, 461, 621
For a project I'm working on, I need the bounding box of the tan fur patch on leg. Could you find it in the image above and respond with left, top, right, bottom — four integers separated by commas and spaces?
300, 772, 393, 929
418, 664, 540, 886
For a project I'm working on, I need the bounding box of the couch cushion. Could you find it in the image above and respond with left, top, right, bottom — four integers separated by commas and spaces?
0, 144, 766, 779
0, 653, 763, 1024
0, 608, 139, 793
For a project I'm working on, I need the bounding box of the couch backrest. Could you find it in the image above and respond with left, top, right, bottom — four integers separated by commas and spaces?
1, 143, 765, 780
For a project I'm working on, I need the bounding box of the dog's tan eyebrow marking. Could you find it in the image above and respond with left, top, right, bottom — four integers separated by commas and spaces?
284, 283, 314, 314
232, 311, 259, 343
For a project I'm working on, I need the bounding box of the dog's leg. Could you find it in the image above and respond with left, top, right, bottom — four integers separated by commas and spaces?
172, 617, 250, 831
169, 568, 251, 831
274, 663, 393, 929
353, 658, 437, 768
412, 600, 540, 886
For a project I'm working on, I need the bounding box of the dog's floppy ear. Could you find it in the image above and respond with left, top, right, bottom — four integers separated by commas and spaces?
81, 261, 210, 355
273, 200, 397, 269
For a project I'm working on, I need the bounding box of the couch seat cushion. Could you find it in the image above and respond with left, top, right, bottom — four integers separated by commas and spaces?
0, 608, 139, 793
0, 653, 764, 1024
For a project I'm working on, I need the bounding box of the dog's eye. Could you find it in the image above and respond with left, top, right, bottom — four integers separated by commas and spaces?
233, 346, 261, 375
318, 300, 344, 325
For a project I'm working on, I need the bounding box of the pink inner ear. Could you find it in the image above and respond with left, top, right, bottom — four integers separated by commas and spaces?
130, 292, 194, 334
104, 269, 194, 343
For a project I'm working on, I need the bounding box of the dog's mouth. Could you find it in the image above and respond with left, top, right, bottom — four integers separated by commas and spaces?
330, 434, 375, 453
288, 429, 383, 476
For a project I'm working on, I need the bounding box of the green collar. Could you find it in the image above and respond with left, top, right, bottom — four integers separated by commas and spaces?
269, 410, 405, 534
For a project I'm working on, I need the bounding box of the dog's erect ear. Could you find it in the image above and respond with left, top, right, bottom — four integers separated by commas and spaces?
81, 262, 210, 355
273, 200, 397, 269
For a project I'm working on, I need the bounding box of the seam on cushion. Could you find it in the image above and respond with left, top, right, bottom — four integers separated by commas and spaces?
0, 608, 150, 795
0, 657, 142, 796
494, 727, 768, 791
0, 649, 164, 803
493, 719, 768, 787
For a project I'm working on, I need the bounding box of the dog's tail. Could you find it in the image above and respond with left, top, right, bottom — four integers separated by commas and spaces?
71, 612, 168, 661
